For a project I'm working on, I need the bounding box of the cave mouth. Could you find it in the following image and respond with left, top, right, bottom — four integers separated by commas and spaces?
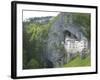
63, 30, 78, 45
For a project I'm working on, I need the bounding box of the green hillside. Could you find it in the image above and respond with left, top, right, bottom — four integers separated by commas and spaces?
64, 55, 91, 67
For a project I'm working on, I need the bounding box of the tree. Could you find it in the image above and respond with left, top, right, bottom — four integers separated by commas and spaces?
73, 13, 91, 40
23, 16, 53, 69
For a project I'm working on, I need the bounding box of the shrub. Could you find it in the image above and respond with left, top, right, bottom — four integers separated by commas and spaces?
27, 59, 40, 69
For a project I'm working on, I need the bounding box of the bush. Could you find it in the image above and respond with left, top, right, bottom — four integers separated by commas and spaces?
27, 59, 40, 69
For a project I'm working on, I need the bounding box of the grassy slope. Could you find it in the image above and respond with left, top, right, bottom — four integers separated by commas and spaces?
64, 55, 91, 67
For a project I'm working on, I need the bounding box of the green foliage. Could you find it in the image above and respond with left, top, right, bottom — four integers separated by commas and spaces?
27, 59, 40, 69
27, 23, 51, 41
64, 55, 91, 67
73, 13, 91, 40
23, 17, 54, 69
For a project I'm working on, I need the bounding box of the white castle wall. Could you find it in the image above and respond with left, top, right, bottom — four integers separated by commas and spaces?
64, 37, 88, 54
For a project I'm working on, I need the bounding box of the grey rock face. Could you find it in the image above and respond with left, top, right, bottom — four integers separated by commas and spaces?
46, 12, 88, 68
